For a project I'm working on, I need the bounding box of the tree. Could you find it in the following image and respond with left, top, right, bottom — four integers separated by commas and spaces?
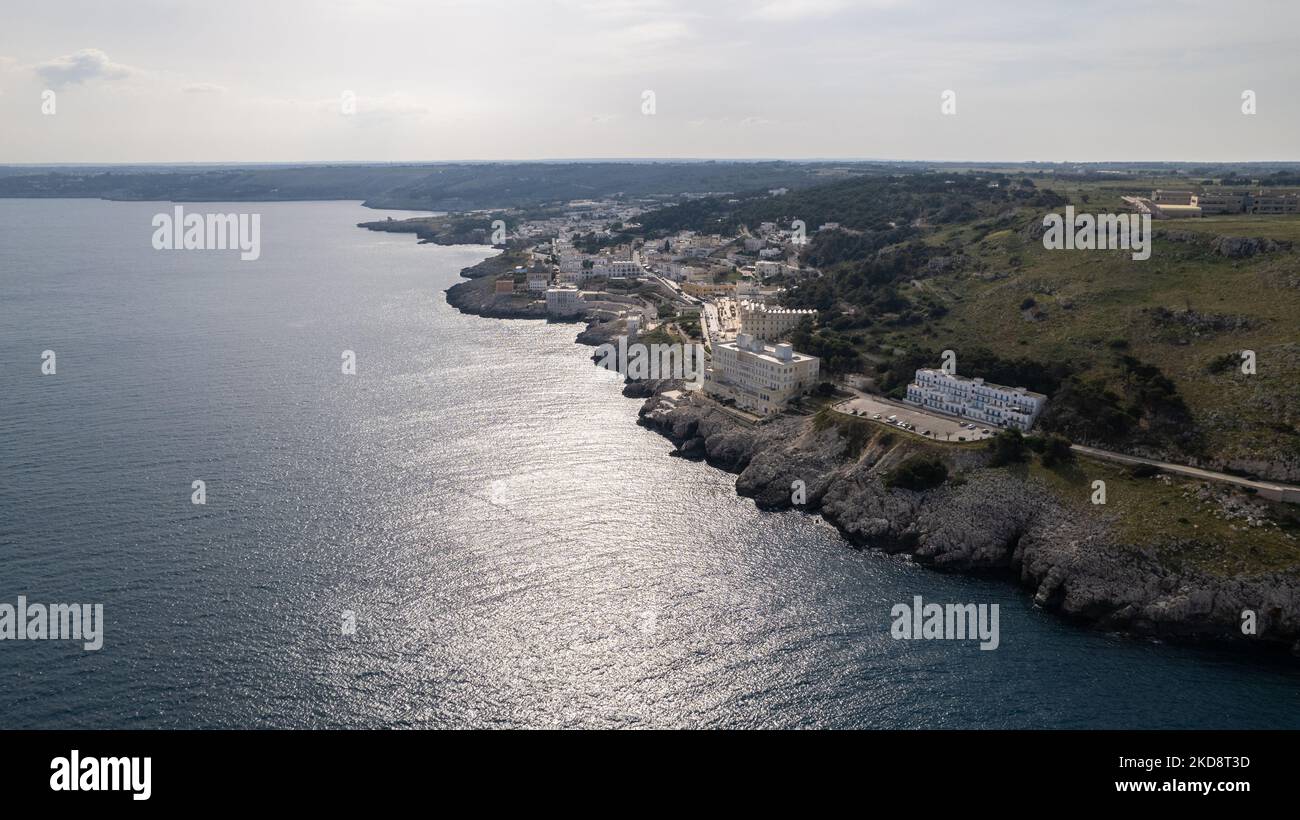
1040, 433, 1073, 467
884, 454, 949, 491
987, 429, 1028, 466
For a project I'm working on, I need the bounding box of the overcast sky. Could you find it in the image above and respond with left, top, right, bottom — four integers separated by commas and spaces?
1, 0, 1297, 163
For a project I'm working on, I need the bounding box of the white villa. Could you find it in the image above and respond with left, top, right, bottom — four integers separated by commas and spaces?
905, 369, 1047, 431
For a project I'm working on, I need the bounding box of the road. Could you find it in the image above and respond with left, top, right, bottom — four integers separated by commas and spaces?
831, 391, 1300, 503
1069, 444, 1300, 503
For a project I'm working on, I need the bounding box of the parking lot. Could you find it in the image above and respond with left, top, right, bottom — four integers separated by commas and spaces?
832, 394, 996, 442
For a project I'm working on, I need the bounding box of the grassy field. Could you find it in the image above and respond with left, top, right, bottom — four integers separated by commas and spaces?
814, 409, 1300, 575
867, 180, 1300, 468
1030, 457, 1300, 577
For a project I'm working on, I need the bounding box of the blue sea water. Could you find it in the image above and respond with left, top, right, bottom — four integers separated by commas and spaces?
1, 198, 1298, 729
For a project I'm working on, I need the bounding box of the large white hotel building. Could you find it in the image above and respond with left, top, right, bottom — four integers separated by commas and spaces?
737, 301, 817, 343
704, 333, 820, 416
905, 369, 1047, 431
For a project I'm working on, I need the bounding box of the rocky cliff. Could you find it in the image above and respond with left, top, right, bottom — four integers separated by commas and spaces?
636, 388, 1300, 653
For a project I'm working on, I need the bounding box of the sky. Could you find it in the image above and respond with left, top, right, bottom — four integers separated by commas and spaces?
1, 0, 1297, 163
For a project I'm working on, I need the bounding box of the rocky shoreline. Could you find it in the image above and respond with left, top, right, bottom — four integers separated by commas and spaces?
632, 385, 1300, 654
436, 245, 1300, 655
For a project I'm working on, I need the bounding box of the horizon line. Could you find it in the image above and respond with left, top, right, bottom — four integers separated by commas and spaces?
5, 158, 1300, 168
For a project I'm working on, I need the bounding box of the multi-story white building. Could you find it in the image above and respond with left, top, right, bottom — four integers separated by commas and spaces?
704, 333, 820, 416
527, 269, 552, 293
737, 301, 816, 343
546, 287, 585, 317
905, 369, 1047, 431
653, 260, 686, 280
608, 259, 642, 278
557, 250, 585, 274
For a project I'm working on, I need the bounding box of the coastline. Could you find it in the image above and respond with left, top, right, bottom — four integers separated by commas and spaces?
635, 389, 1300, 654
425, 241, 1300, 655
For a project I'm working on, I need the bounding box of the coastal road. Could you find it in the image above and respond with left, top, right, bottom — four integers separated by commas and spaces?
832, 391, 1300, 503
1069, 444, 1300, 503
702, 301, 721, 349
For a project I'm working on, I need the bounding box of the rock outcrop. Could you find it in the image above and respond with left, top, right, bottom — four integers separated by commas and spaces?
1210, 235, 1292, 259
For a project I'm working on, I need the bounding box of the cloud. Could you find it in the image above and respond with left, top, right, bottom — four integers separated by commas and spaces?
556, 0, 677, 21
347, 92, 430, 119
182, 82, 227, 94
608, 19, 694, 47
34, 49, 136, 88
750, 0, 856, 21
687, 115, 778, 128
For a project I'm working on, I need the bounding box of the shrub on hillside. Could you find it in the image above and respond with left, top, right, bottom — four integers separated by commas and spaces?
987, 429, 1029, 466
884, 454, 949, 491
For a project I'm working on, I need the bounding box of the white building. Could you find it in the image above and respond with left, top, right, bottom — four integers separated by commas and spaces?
737, 301, 816, 342
905, 369, 1047, 431
653, 260, 686, 280
546, 287, 585, 317
527, 269, 551, 293
557, 250, 585, 274
704, 333, 820, 416
608, 259, 641, 278
754, 260, 789, 280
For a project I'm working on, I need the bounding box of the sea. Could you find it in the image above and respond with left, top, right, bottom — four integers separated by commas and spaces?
2, 198, 1298, 728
